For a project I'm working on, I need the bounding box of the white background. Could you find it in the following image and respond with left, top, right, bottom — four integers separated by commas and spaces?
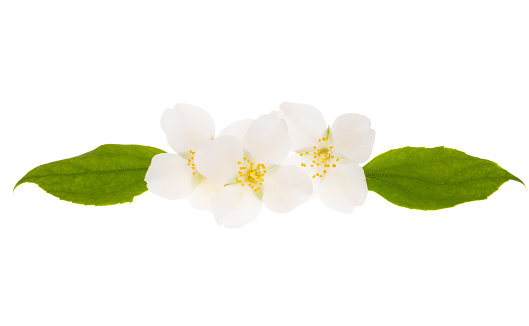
1, 1, 528, 325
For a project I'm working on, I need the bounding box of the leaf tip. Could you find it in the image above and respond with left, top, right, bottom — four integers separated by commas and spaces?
515, 176, 526, 189
13, 178, 26, 193
507, 172, 525, 189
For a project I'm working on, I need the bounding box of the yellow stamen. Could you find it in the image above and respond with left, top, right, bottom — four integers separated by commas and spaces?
300, 141, 340, 179
234, 157, 267, 192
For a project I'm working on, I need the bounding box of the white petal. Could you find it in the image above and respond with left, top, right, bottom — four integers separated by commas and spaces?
244, 114, 291, 165
319, 163, 368, 213
278, 102, 327, 151
280, 154, 323, 198
262, 165, 313, 213
330, 113, 375, 164
194, 136, 243, 185
218, 119, 252, 144
280, 153, 304, 167
145, 153, 197, 200
161, 103, 215, 156
188, 178, 223, 212
210, 185, 262, 228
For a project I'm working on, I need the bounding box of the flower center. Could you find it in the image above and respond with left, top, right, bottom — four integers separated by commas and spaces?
186, 150, 199, 176
235, 157, 266, 192
299, 136, 339, 178
317, 148, 331, 163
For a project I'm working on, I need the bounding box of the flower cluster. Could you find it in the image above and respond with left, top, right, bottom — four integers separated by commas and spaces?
145, 102, 375, 227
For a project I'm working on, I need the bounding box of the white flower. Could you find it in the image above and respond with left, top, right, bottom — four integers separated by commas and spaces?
275, 102, 375, 213
193, 114, 313, 228
145, 104, 222, 211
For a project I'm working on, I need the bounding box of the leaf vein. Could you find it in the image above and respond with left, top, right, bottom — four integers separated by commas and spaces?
21, 167, 148, 180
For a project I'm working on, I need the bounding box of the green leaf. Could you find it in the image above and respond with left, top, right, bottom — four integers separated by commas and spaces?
363, 146, 524, 210
14, 144, 165, 206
